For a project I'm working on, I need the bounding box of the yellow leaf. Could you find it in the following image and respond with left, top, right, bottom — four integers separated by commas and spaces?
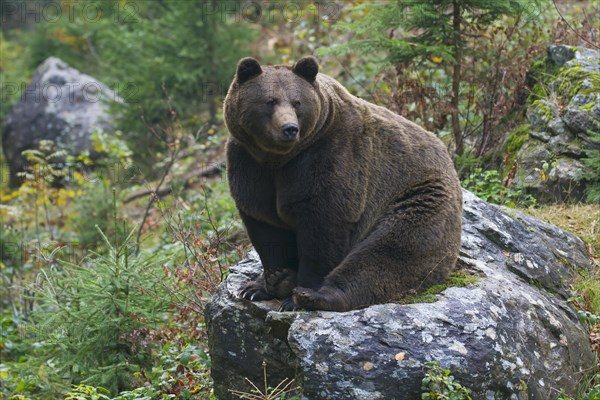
38, 364, 47, 380
0, 193, 14, 202
381, 82, 391, 94
93, 142, 105, 152
395, 352, 406, 361
431, 56, 443, 63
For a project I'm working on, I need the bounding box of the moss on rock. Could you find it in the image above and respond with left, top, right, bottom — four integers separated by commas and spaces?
505, 124, 531, 154
401, 271, 480, 304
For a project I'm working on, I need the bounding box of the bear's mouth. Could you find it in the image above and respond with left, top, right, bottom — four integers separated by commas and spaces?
255, 131, 299, 154
258, 141, 296, 154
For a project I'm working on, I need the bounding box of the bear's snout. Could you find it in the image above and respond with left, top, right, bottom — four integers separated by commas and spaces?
281, 123, 299, 140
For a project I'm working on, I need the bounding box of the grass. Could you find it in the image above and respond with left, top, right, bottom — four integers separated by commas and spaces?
524, 204, 599, 315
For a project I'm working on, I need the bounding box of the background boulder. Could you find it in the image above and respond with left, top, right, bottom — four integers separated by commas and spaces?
512, 45, 600, 203
2, 57, 118, 186
205, 190, 595, 400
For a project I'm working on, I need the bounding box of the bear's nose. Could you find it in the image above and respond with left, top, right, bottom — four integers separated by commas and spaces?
281, 123, 299, 140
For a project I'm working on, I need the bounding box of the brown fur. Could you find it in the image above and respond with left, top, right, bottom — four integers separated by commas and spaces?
224, 56, 463, 312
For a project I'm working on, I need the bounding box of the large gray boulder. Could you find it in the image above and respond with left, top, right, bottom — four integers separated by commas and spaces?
2, 57, 118, 186
513, 45, 600, 203
205, 190, 595, 400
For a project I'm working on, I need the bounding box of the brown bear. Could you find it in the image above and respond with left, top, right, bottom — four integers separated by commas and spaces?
224, 56, 462, 312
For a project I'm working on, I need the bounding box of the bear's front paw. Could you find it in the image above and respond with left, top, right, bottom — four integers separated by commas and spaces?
293, 286, 350, 312
239, 280, 274, 301
265, 268, 297, 299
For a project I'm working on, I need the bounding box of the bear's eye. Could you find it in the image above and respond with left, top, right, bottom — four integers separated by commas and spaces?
292, 101, 301, 108
266, 98, 278, 106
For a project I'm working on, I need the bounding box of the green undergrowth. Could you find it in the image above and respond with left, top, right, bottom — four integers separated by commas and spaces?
422, 361, 472, 400
528, 55, 559, 102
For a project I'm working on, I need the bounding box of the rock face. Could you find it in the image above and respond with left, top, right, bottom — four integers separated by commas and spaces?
513, 45, 599, 202
2, 57, 118, 186
205, 190, 595, 400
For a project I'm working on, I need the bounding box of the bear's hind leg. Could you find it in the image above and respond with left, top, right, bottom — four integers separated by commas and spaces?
292, 286, 351, 311
293, 194, 462, 311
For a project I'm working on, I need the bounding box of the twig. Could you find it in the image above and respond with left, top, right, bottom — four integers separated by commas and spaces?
123, 159, 225, 203
134, 81, 180, 254
551, 0, 599, 50
134, 147, 180, 254
85, 37, 107, 67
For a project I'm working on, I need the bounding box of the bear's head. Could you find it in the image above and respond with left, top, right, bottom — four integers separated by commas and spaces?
224, 56, 325, 159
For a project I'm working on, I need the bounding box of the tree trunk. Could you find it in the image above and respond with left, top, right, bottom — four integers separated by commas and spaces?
451, 0, 463, 155
207, 0, 217, 125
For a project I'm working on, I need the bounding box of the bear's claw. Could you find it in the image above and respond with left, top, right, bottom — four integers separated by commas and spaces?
278, 297, 299, 312
239, 280, 274, 301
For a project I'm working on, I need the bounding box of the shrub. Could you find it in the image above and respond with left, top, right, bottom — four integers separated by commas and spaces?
32, 228, 174, 394
461, 167, 537, 207
421, 361, 472, 400
70, 183, 126, 252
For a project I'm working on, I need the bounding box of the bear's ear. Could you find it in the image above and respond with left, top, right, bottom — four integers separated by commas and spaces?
236, 57, 262, 83
293, 56, 319, 83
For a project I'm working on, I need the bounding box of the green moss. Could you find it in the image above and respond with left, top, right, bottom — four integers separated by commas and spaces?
527, 56, 559, 103
578, 73, 600, 96
556, 66, 595, 98
527, 54, 599, 108
505, 124, 530, 154
411, 293, 439, 304
529, 82, 548, 102
580, 102, 596, 112
401, 271, 479, 304
530, 100, 556, 121
501, 124, 530, 183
